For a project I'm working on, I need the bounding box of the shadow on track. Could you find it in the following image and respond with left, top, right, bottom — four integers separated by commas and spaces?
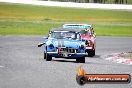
52, 59, 77, 63
51, 55, 119, 66
52, 55, 101, 64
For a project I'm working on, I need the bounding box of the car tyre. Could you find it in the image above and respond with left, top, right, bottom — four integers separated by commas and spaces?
76, 58, 80, 62
80, 57, 85, 63
44, 52, 46, 59
46, 54, 52, 61
88, 49, 95, 57
76, 57, 85, 63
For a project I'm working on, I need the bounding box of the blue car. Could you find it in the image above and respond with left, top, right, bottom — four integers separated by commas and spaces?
38, 28, 87, 63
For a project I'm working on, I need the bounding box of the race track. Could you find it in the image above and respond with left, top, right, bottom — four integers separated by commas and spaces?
0, 36, 132, 88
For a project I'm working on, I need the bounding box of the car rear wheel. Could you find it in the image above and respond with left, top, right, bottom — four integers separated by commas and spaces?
76, 57, 85, 63
88, 49, 95, 57
46, 54, 52, 61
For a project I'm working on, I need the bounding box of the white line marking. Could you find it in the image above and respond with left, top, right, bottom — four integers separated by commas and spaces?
0, 65, 4, 68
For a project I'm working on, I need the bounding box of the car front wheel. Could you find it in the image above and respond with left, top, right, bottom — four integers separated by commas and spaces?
44, 52, 46, 59
76, 57, 85, 63
46, 54, 52, 61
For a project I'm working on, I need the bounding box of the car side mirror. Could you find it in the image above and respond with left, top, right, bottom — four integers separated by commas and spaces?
43, 36, 48, 39
38, 43, 44, 47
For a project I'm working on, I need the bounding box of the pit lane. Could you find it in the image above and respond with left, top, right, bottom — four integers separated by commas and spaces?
0, 36, 132, 88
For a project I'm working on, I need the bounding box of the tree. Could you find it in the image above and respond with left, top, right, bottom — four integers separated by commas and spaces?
41, 0, 128, 4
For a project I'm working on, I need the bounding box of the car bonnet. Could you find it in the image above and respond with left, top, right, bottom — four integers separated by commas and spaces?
46, 39, 85, 49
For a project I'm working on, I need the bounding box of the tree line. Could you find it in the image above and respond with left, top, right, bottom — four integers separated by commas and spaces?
42, 0, 130, 4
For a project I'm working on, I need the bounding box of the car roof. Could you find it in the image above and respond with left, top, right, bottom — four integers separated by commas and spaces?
63, 24, 92, 29
50, 28, 81, 32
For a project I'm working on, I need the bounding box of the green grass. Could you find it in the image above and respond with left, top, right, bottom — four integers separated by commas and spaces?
0, 21, 61, 35
0, 2, 132, 36
94, 23, 132, 36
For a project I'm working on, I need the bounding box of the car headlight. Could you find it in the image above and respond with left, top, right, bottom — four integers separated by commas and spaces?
80, 45, 84, 49
48, 44, 54, 48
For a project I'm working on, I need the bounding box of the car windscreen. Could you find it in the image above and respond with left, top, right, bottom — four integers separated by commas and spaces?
80, 30, 88, 35
50, 31, 76, 39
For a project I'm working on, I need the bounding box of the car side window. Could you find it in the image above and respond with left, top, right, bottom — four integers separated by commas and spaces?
77, 33, 81, 40
49, 32, 55, 38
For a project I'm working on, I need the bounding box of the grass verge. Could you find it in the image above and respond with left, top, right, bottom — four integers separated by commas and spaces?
0, 2, 132, 36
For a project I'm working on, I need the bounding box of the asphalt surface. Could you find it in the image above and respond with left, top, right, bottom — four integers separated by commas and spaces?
0, 36, 132, 88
